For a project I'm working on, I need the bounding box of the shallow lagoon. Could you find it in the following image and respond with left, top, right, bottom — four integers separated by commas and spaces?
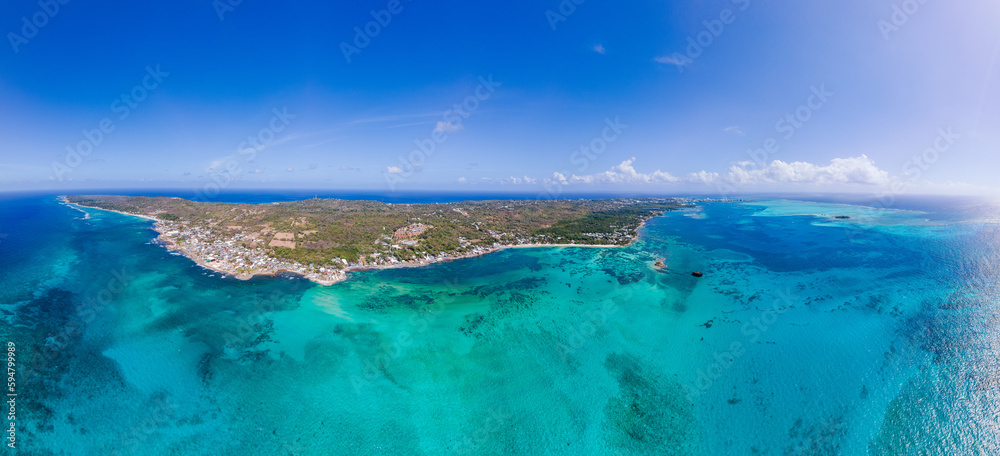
2, 196, 998, 454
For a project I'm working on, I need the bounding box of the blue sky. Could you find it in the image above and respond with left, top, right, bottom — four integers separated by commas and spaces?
1, 0, 998, 195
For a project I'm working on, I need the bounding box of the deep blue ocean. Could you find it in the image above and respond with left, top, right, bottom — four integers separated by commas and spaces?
1, 192, 999, 455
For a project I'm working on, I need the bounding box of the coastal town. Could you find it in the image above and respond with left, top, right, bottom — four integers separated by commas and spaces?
151, 218, 549, 285
66, 195, 690, 285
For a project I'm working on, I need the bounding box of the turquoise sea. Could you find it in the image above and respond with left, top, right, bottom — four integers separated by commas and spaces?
2, 193, 999, 455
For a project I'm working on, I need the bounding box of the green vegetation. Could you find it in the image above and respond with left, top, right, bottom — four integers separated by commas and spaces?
66, 195, 678, 267
535, 208, 663, 244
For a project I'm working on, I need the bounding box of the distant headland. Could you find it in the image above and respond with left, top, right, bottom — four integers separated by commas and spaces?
63, 195, 699, 285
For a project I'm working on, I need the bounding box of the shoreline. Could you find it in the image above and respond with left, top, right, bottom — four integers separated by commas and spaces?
65, 198, 649, 287
61, 197, 160, 222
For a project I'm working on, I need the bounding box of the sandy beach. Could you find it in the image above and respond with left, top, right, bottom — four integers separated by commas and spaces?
66, 198, 647, 287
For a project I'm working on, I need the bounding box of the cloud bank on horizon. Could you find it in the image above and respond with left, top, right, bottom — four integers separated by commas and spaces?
543, 155, 889, 187
0, 0, 997, 195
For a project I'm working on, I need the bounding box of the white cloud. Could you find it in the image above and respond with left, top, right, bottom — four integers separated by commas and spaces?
655, 55, 689, 67
386, 166, 404, 174
685, 170, 719, 184
458, 177, 467, 183
481, 176, 538, 185
206, 155, 233, 172
536, 155, 891, 188
593, 44, 606, 54
551, 158, 678, 185
724, 125, 746, 136
434, 121, 464, 133
724, 155, 890, 185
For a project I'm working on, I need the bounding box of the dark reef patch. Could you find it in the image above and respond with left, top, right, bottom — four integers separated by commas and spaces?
784, 413, 846, 455
357, 285, 436, 314
460, 313, 486, 338
464, 276, 546, 299
870, 376, 939, 455
602, 353, 697, 455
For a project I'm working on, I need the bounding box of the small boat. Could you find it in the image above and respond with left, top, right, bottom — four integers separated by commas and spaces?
692, 271, 704, 277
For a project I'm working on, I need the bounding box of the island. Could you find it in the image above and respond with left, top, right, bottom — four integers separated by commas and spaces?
65, 195, 680, 285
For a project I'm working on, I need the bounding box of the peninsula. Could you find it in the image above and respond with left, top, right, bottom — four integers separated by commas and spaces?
65, 195, 680, 285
